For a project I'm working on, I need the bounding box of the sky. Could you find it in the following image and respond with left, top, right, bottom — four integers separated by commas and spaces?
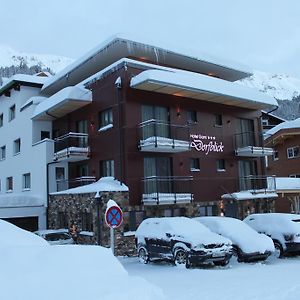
1, 0, 300, 77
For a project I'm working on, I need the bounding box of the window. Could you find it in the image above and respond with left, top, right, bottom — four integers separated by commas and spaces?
41, 131, 50, 140
99, 109, 113, 130
13, 138, 21, 154
0, 113, 3, 127
273, 150, 279, 161
217, 159, 225, 171
22, 173, 31, 190
81, 211, 93, 231
215, 114, 223, 126
262, 119, 269, 126
287, 146, 299, 159
199, 205, 217, 216
9, 105, 16, 121
6, 177, 13, 192
190, 158, 200, 171
0, 145, 6, 160
187, 110, 197, 123
99, 160, 114, 177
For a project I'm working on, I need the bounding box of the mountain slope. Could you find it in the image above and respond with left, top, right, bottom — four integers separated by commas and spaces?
0, 45, 73, 74
238, 70, 300, 101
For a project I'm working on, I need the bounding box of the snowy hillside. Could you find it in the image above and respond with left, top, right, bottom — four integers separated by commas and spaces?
0, 44, 73, 73
238, 70, 300, 101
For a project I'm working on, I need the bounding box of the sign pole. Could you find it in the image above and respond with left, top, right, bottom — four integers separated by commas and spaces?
110, 227, 114, 255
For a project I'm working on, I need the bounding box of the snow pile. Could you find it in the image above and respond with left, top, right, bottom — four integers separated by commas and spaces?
51, 176, 128, 195
0, 44, 73, 73
195, 217, 274, 254
244, 213, 300, 247
0, 220, 165, 300
136, 217, 231, 247
238, 70, 300, 101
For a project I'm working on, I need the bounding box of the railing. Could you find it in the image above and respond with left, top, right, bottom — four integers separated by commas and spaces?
56, 176, 96, 192
54, 132, 90, 161
239, 175, 276, 193
142, 176, 193, 204
234, 131, 260, 148
138, 119, 190, 151
54, 132, 89, 152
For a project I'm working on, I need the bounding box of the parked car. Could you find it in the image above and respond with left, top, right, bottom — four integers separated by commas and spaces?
135, 217, 232, 268
195, 217, 274, 262
244, 213, 300, 258
34, 229, 74, 245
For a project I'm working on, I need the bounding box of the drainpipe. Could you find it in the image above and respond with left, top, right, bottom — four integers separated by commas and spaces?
115, 75, 124, 184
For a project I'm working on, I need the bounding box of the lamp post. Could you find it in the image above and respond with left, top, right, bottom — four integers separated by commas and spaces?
95, 191, 103, 246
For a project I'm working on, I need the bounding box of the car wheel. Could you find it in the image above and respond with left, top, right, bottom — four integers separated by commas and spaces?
138, 246, 149, 264
273, 242, 283, 258
174, 248, 187, 266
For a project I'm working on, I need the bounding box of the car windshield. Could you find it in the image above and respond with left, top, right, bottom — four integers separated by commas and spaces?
46, 233, 70, 241
292, 219, 300, 223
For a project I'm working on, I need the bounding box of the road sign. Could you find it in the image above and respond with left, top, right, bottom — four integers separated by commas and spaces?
105, 205, 123, 229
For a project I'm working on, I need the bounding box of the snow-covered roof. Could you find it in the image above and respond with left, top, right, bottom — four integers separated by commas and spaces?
41, 35, 252, 95
261, 110, 286, 122
0, 194, 44, 208
32, 86, 92, 120
265, 117, 300, 137
274, 177, 300, 192
50, 177, 128, 195
222, 191, 278, 201
0, 74, 47, 96
131, 69, 278, 110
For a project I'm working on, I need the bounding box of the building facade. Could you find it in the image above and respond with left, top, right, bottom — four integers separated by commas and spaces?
35, 37, 278, 226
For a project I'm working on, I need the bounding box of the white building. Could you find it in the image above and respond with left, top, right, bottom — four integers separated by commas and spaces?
0, 73, 55, 230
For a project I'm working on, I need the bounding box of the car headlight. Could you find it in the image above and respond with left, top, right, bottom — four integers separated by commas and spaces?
284, 234, 294, 242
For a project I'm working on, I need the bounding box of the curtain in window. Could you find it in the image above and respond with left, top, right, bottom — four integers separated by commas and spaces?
237, 119, 255, 147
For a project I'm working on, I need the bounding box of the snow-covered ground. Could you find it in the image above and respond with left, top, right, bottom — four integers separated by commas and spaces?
120, 256, 300, 300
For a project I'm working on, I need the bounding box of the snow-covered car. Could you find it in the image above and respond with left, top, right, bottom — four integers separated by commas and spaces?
34, 229, 74, 245
135, 217, 232, 268
195, 217, 274, 262
244, 213, 300, 258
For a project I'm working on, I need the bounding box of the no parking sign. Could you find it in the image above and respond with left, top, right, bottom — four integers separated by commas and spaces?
105, 205, 123, 229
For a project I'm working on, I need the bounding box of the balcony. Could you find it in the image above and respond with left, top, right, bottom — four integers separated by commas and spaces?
54, 132, 90, 162
142, 176, 193, 205
234, 132, 273, 157
138, 120, 191, 153
56, 176, 96, 192
221, 176, 277, 201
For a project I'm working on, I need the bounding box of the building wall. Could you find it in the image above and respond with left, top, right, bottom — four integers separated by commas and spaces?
0, 85, 54, 229
52, 63, 268, 217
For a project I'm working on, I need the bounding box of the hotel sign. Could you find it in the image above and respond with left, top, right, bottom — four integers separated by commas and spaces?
190, 134, 224, 155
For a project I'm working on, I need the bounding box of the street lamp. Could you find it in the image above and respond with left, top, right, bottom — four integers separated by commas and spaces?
95, 191, 103, 246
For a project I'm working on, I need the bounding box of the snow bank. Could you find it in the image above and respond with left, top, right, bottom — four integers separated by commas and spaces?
0, 219, 48, 247
195, 217, 274, 254
136, 217, 231, 246
0, 220, 165, 300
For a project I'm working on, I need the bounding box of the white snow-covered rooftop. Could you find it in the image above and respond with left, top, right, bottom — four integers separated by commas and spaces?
265, 117, 300, 137
50, 177, 128, 195
0, 74, 48, 96
222, 191, 278, 201
0, 194, 44, 208
275, 177, 300, 192
131, 69, 278, 110
41, 35, 252, 95
32, 86, 92, 120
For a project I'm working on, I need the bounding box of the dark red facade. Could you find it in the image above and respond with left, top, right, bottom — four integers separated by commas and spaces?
52, 60, 270, 220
